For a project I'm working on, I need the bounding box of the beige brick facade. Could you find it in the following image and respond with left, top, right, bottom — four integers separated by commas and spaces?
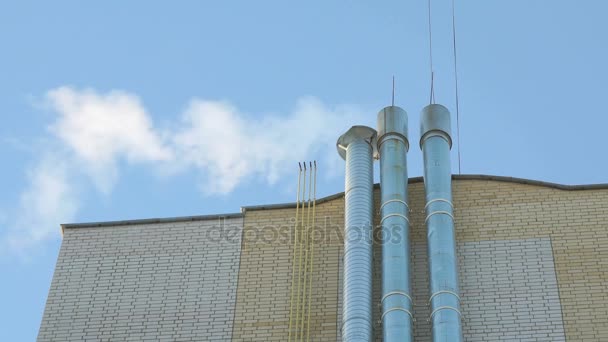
39, 176, 608, 341
233, 176, 608, 341
232, 198, 345, 341
39, 216, 244, 342
450, 178, 608, 341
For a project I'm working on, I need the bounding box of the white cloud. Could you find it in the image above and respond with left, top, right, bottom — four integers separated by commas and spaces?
3, 154, 79, 255
46, 88, 361, 195
46, 87, 172, 193
172, 97, 362, 194
2, 87, 365, 254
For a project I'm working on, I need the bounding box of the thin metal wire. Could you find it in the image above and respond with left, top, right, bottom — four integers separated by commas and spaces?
287, 163, 303, 341
430, 71, 436, 104
392, 76, 395, 106
428, 0, 435, 104
299, 162, 313, 340
288, 161, 319, 341
452, 0, 462, 174
305, 161, 317, 341
294, 162, 307, 340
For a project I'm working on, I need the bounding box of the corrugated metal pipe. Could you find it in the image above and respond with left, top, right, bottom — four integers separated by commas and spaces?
337, 125, 377, 342
420, 104, 463, 342
376, 106, 413, 342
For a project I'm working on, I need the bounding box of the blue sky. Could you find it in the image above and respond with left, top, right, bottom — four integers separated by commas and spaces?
1, 1, 607, 340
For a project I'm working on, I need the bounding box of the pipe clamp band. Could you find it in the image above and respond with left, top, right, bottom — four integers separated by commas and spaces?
380, 199, 409, 211
428, 290, 461, 304
424, 211, 454, 223
424, 198, 453, 209
429, 306, 462, 320
381, 307, 414, 322
381, 213, 410, 224
377, 133, 409, 151
420, 130, 452, 149
381, 291, 412, 305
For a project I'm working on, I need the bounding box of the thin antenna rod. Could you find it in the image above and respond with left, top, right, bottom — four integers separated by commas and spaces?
452, 0, 462, 174
287, 162, 303, 341
428, 0, 435, 104
429, 71, 436, 104
392, 76, 395, 106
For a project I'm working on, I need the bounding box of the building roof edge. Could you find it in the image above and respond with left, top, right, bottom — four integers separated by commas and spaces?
241, 174, 608, 211
61, 174, 608, 231
60, 212, 243, 233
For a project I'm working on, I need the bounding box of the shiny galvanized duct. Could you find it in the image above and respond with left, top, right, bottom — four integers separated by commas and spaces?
420, 104, 463, 342
337, 125, 376, 342
376, 106, 413, 342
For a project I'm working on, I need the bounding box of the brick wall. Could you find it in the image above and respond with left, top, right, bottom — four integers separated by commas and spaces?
39, 177, 608, 341
234, 178, 608, 341
232, 199, 345, 341
38, 217, 243, 341
457, 238, 564, 341
450, 179, 608, 341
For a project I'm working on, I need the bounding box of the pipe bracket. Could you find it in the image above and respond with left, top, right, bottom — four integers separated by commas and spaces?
424, 211, 455, 223
429, 306, 462, 321
381, 307, 415, 322
380, 199, 409, 211
381, 213, 410, 224
424, 198, 453, 209
381, 291, 413, 305
428, 290, 461, 304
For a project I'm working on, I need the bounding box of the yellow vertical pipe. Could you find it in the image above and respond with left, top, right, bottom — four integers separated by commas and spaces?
306, 161, 318, 341
294, 162, 307, 339
287, 164, 302, 342
299, 162, 313, 340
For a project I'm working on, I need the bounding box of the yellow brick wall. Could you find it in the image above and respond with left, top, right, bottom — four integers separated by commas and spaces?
450, 179, 608, 341
232, 178, 608, 341
232, 198, 345, 341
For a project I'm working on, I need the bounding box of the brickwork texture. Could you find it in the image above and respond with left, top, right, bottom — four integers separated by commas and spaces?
39, 177, 608, 341
38, 217, 243, 341
234, 178, 608, 341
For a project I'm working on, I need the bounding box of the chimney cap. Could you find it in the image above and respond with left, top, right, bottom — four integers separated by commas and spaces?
336, 125, 377, 160
377, 105, 409, 151
420, 104, 452, 149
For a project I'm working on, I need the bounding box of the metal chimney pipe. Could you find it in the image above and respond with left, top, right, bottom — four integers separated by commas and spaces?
420, 104, 463, 342
337, 125, 377, 342
376, 106, 413, 342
